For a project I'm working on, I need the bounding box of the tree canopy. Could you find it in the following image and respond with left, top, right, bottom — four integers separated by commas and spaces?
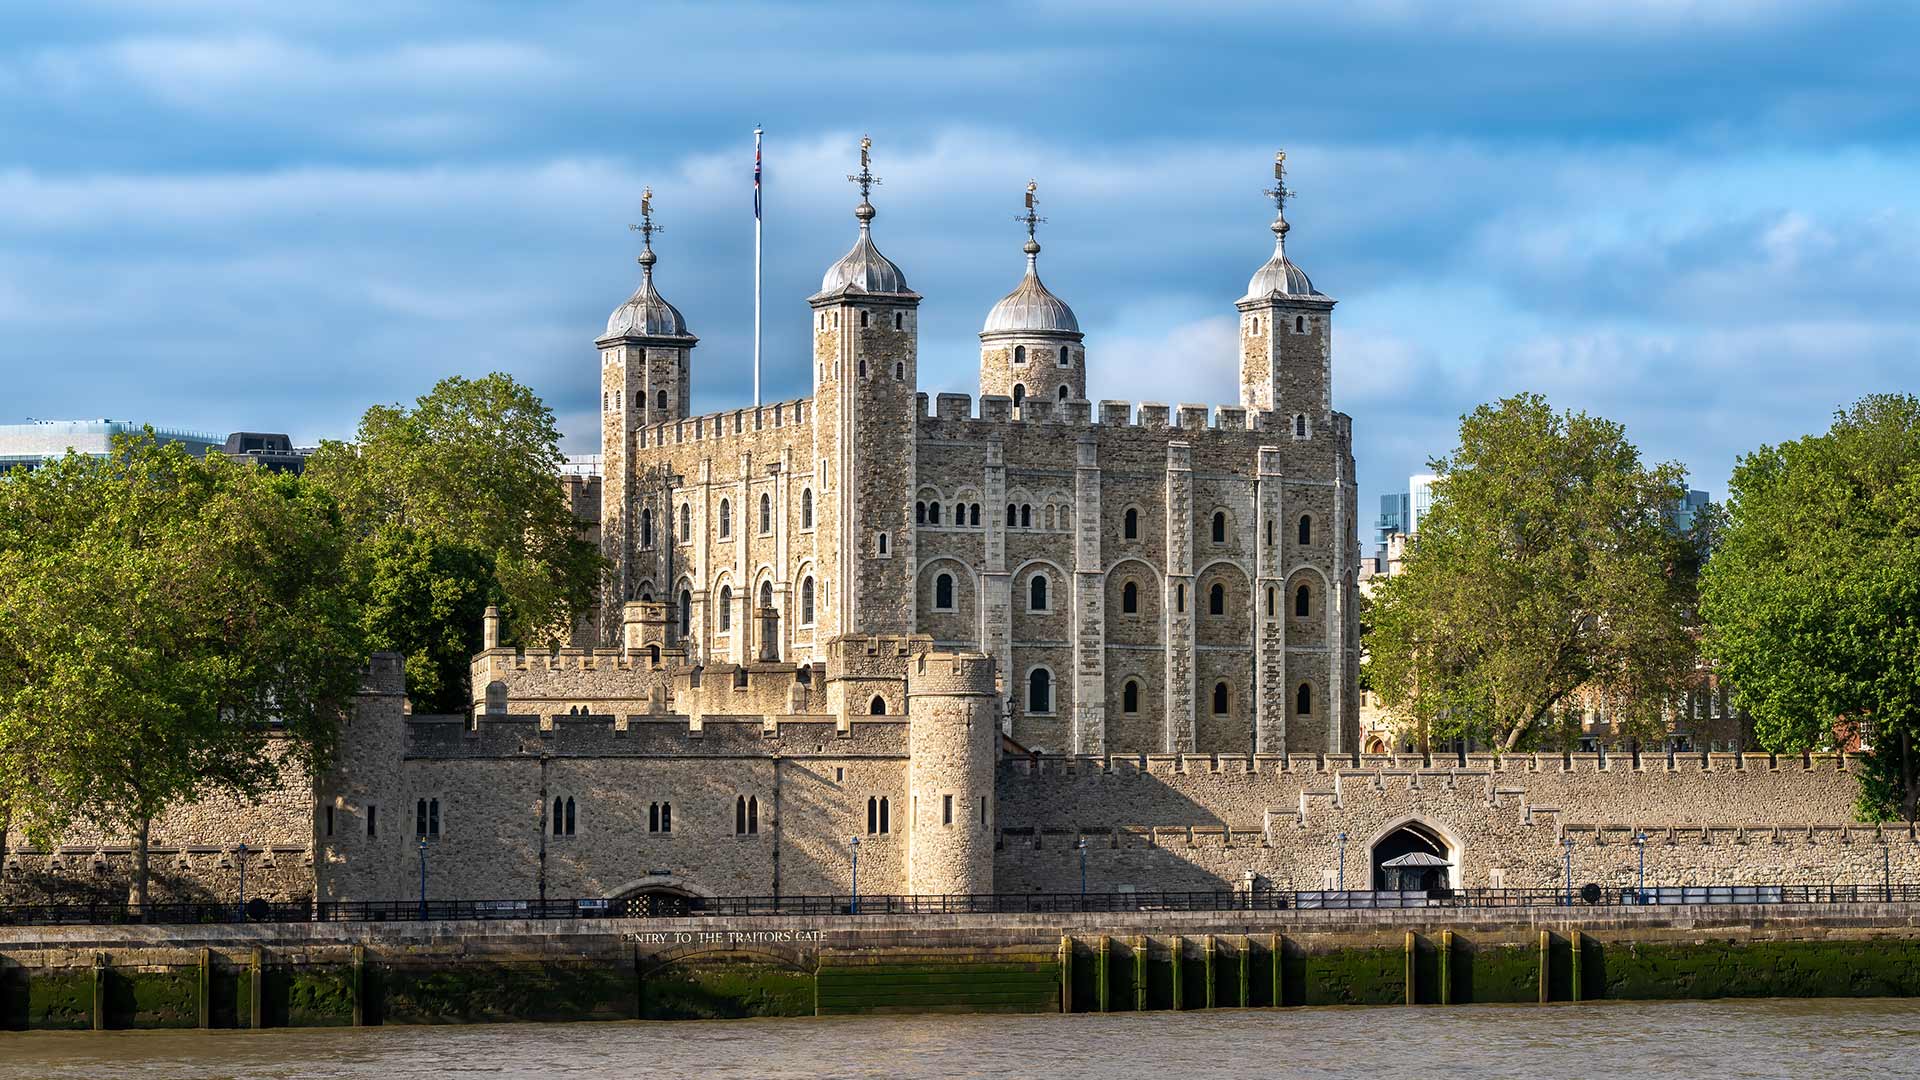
303, 373, 602, 713
1365, 393, 1700, 752
1701, 393, 1920, 820
0, 434, 364, 904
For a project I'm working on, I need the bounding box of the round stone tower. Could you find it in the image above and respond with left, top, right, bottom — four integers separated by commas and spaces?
905, 651, 999, 896
979, 181, 1084, 413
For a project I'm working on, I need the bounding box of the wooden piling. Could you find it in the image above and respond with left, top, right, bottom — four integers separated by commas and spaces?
1238, 936, 1250, 1007
1570, 930, 1583, 1002
91, 953, 106, 1031
250, 946, 264, 1029
1059, 935, 1073, 1013
197, 948, 211, 1029
1170, 936, 1184, 1011
1405, 931, 1417, 1005
1203, 934, 1216, 1009
1271, 933, 1284, 1007
352, 944, 366, 1027
1537, 931, 1549, 1004
1439, 930, 1453, 1005
1134, 937, 1148, 1012
1097, 936, 1110, 1013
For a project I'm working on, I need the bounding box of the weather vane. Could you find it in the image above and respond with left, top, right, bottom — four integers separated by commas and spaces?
1263, 150, 1294, 219
847, 135, 880, 202
1018, 179, 1048, 236
629, 185, 661, 260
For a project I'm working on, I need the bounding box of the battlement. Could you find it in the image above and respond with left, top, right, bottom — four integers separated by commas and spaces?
1000, 750, 1854, 776
637, 397, 810, 449
908, 651, 997, 697
402, 711, 908, 759
917, 392, 1351, 440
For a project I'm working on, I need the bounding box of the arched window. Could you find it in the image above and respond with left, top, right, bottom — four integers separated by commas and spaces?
760, 493, 772, 534
952, 502, 964, 524
760, 581, 772, 609
1014, 345, 1027, 364
679, 504, 691, 541
867, 797, 878, 834
967, 503, 979, 526
718, 499, 731, 538
1122, 580, 1139, 614
1057, 384, 1068, 401
1124, 507, 1139, 540
1176, 584, 1186, 612
858, 358, 867, 378
553, 796, 576, 836
649, 802, 659, 832
876, 531, 889, 556
1029, 574, 1049, 612
1295, 315, 1306, 333
656, 389, 667, 410
916, 501, 926, 524
640, 508, 652, 548
717, 585, 732, 631
1295, 584, 1311, 617
1213, 682, 1229, 715
1058, 347, 1072, 369
1295, 414, 1307, 438
1123, 679, 1140, 714
894, 361, 904, 381
860, 310, 870, 328
1012, 384, 1026, 407
801, 489, 814, 529
485, 680, 507, 715
1007, 504, 1019, 527
1296, 683, 1313, 716
678, 590, 692, 636
1251, 316, 1260, 334
748, 796, 758, 834
648, 644, 661, 664
935, 573, 955, 610
1266, 586, 1277, 618
1020, 504, 1032, 528
894, 311, 903, 330
649, 801, 672, 833
1266, 519, 1274, 546
736, 796, 748, 834
1211, 511, 1227, 544
880, 797, 890, 833
870, 695, 887, 715
1027, 668, 1052, 714
1209, 582, 1225, 616
1298, 515, 1312, 545
928, 501, 940, 525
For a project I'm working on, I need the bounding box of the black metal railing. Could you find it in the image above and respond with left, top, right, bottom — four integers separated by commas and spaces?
5, 883, 1920, 926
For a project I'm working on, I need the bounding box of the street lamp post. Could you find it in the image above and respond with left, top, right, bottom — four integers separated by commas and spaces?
1634, 831, 1648, 904
1076, 838, 1088, 905
1335, 831, 1348, 892
1562, 836, 1575, 906
849, 836, 861, 915
418, 836, 429, 921
236, 842, 249, 920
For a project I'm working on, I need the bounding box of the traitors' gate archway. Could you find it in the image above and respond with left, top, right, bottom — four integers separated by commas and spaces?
1369, 819, 1455, 891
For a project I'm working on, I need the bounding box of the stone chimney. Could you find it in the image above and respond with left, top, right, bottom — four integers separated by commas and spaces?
757, 606, 781, 663
482, 605, 501, 650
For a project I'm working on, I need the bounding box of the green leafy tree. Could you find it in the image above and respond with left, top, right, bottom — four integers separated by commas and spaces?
1365, 394, 1699, 752
303, 373, 602, 713
0, 434, 363, 906
1701, 394, 1920, 821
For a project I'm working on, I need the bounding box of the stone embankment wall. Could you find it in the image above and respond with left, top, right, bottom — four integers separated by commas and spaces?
6, 904, 1920, 1029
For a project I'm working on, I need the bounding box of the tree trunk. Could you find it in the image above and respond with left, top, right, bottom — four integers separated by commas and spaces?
1901, 730, 1917, 827
131, 815, 151, 916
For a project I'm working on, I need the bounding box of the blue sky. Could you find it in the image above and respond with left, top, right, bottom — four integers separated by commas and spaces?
4, 1, 1916, 545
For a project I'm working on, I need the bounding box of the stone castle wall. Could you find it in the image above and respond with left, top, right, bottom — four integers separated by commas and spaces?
992, 752, 1911, 895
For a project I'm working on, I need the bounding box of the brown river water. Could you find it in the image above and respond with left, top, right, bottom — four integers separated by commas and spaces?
2, 998, 1915, 1079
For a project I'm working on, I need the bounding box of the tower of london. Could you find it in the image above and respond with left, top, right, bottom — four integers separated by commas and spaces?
586, 143, 1359, 761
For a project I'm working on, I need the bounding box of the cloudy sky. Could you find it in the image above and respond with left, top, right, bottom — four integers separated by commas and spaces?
4, 1, 1916, 544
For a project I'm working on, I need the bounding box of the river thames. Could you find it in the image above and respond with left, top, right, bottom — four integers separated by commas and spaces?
1, 997, 1915, 1079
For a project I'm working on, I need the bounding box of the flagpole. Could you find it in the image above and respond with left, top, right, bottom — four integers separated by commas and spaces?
753, 126, 763, 407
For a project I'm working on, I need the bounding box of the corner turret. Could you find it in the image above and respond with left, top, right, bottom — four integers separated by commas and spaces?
980, 180, 1085, 412
1237, 152, 1336, 432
